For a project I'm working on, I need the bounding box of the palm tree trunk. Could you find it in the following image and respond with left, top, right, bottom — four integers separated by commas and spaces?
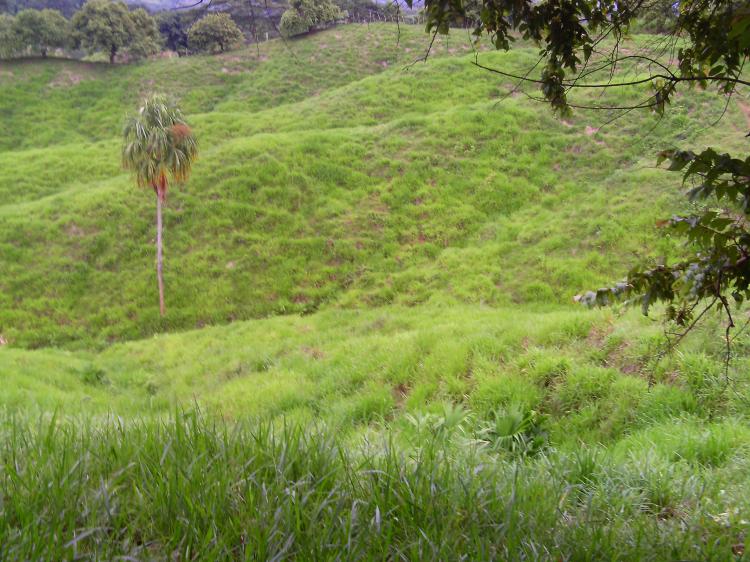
156, 194, 166, 316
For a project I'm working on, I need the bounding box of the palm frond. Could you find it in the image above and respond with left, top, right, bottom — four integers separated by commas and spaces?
122, 94, 198, 198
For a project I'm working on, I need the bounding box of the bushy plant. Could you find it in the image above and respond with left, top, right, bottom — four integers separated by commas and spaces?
478, 406, 548, 457
279, 8, 309, 37
0, 14, 19, 58
187, 13, 243, 53
279, 0, 343, 38
127, 8, 161, 60
156, 11, 194, 55
71, 0, 159, 63
13, 9, 68, 58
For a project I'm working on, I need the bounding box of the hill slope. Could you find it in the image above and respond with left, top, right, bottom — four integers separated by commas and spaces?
1, 24, 744, 348
3, 23, 750, 560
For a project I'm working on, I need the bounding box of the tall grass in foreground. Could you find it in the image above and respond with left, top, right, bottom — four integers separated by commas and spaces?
0, 411, 745, 560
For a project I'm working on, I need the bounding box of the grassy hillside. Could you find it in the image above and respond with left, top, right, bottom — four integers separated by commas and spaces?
3, 22, 750, 560
1, 24, 743, 348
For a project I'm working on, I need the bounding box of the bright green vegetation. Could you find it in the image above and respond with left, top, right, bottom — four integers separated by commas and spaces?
2, 23, 750, 559
1, 24, 743, 348
4, 410, 750, 560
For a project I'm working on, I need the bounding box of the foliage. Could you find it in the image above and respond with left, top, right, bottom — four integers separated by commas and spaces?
0, 13, 19, 57
479, 407, 549, 457
279, 7, 308, 37
70, 0, 157, 63
187, 12, 243, 53
126, 7, 161, 60
122, 94, 197, 315
411, 0, 750, 338
13, 8, 67, 57
632, 0, 679, 34
332, 0, 385, 21
122, 94, 197, 201
1, 411, 748, 560
279, 0, 343, 37
156, 10, 196, 55
0, 25, 734, 347
0, 0, 83, 17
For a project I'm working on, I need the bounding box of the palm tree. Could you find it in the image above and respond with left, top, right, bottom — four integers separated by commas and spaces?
122, 95, 198, 316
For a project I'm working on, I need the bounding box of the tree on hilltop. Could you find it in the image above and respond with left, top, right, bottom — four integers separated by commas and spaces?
14, 8, 68, 57
279, 0, 343, 38
71, 0, 159, 63
156, 10, 194, 56
0, 14, 19, 57
128, 7, 162, 60
122, 95, 198, 317
187, 13, 243, 53
71, 0, 133, 63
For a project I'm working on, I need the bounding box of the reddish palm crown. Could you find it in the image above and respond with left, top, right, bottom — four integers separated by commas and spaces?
122, 94, 198, 201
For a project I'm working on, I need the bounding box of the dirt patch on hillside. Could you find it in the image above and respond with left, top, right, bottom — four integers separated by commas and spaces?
65, 223, 87, 238
49, 69, 90, 88
392, 382, 410, 407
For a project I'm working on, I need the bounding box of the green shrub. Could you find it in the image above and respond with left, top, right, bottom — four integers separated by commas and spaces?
279, 9, 309, 38
188, 13, 243, 53
279, 0, 343, 38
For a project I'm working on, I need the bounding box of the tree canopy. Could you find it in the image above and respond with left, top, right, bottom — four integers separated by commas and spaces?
0, 13, 19, 57
70, 0, 159, 63
14, 8, 67, 57
279, 0, 344, 38
127, 7, 161, 60
187, 12, 243, 53
0, 0, 84, 18
156, 10, 196, 55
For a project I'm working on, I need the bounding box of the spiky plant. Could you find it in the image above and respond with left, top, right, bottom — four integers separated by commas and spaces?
122, 95, 198, 316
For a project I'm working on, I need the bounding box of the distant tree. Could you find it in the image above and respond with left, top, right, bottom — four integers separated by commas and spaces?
188, 12, 243, 53
127, 8, 160, 60
279, 0, 343, 37
156, 11, 193, 55
279, 8, 307, 37
1, 0, 84, 17
122, 95, 198, 317
633, 0, 679, 34
0, 13, 19, 57
14, 8, 67, 57
332, 0, 378, 21
70, 0, 134, 63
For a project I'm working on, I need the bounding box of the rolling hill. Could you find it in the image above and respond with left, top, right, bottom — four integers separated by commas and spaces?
1, 24, 743, 348
2, 22, 750, 560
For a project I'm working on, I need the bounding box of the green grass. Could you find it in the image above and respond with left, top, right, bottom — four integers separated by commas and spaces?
2, 411, 750, 560
2, 22, 750, 559
1, 24, 741, 348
